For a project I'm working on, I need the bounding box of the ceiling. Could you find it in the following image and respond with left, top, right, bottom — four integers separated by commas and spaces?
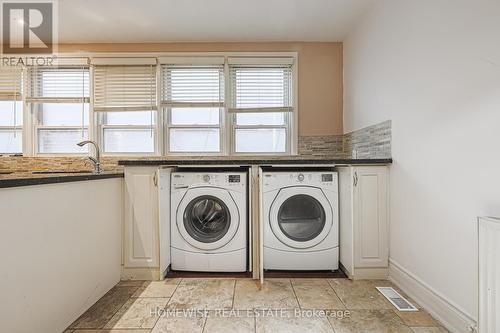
58, 0, 376, 43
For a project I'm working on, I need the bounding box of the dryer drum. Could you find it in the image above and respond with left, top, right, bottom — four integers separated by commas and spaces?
277, 194, 326, 242
183, 195, 231, 243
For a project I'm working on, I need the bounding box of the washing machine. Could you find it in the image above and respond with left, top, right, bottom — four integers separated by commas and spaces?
170, 171, 247, 272
262, 170, 339, 270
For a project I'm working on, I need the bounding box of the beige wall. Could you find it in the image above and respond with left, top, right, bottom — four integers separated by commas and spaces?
59, 42, 343, 136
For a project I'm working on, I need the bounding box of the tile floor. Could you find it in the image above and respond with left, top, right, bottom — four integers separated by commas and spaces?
66, 278, 449, 333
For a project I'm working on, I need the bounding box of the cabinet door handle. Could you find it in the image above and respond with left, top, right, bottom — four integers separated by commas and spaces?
353, 171, 358, 187
153, 172, 158, 187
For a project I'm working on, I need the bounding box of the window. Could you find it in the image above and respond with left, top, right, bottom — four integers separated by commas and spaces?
0, 67, 23, 154
28, 66, 90, 154
100, 111, 156, 153
93, 58, 157, 154
161, 59, 224, 153
4, 54, 297, 156
229, 58, 294, 154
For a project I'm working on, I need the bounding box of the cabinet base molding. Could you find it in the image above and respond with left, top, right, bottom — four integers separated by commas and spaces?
352, 267, 388, 280
340, 262, 388, 280
121, 267, 161, 281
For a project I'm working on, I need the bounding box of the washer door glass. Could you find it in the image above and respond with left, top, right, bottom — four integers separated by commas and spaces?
183, 195, 231, 243
277, 194, 326, 242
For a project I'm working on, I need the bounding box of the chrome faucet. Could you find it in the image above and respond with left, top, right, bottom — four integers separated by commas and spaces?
77, 140, 102, 174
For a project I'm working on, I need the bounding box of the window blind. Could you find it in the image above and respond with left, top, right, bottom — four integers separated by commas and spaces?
228, 63, 293, 113
161, 65, 224, 107
27, 67, 89, 103
0, 67, 23, 101
93, 65, 157, 112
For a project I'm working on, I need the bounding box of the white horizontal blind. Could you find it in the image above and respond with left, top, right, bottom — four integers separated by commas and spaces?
93, 65, 157, 112
229, 63, 293, 113
161, 64, 224, 153
0, 67, 23, 101
161, 65, 224, 107
27, 67, 89, 103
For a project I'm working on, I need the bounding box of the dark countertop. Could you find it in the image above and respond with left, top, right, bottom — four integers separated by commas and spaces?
0, 171, 124, 189
118, 157, 392, 166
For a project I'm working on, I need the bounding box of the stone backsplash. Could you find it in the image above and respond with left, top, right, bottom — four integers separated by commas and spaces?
0, 121, 391, 171
298, 135, 344, 157
343, 120, 392, 159
299, 120, 391, 159
0, 156, 123, 172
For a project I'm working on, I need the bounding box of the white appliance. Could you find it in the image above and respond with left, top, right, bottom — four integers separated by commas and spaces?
262, 170, 339, 270
170, 171, 247, 272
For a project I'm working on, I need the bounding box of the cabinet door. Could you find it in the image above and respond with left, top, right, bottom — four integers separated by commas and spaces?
338, 167, 355, 276
158, 168, 173, 278
124, 167, 159, 268
353, 166, 388, 268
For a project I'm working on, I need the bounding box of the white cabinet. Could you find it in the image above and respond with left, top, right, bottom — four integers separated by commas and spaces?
478, 217, 500, 333
123, 167, 159, 271
338, 166, 389, 279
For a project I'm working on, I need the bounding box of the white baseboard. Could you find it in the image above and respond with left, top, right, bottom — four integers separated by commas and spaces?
388, 259, 477, 333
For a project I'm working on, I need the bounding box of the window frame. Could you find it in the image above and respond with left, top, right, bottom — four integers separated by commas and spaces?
0, 67, 24, 154
97, 111, 159, 156
29, 66, 91, 156
3, 52, 298, 157
0, 108, 23, 154
227, 58, 297, 155
230, 112, 292, 155
93, 62, 160, 156
164, 107, 224, 155
160, 61, 226, 155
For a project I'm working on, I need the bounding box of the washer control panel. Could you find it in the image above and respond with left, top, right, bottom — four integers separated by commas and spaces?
228, 174, 241, 183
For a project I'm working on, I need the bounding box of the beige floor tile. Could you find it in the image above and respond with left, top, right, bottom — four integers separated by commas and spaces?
204, 314, 254, 333
151, 315, 206, 333
133, 279, 181, 298
328, 279, 394, 310
395, 310, 439, 327
411, 328, 449, 333
256, 310, 333, 333
233, 279, 299, 310
329, 309, 414, 333
105, 297, 169, 329
167, 278, 235, 310
70, 286, 139, 329
291, 278, 345, 309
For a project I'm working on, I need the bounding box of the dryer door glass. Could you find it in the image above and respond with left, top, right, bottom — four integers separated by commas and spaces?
277, 194, 326, 242
183, 195, 231, 243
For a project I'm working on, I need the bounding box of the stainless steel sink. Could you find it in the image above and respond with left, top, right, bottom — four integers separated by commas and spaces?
32, 170, 94, 174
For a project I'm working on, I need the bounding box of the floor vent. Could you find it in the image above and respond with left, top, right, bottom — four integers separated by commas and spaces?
376, 287, 418, 311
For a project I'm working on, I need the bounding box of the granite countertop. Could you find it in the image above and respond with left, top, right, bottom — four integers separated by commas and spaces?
0, 171, 124, 189
118, 155, 392, 166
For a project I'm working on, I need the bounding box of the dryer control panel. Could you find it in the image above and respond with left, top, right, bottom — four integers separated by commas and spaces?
172, 172, 247, 189
262, 171, 338, 190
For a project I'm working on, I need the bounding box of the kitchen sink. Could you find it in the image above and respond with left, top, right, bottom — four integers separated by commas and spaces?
32, 170, 94, 174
